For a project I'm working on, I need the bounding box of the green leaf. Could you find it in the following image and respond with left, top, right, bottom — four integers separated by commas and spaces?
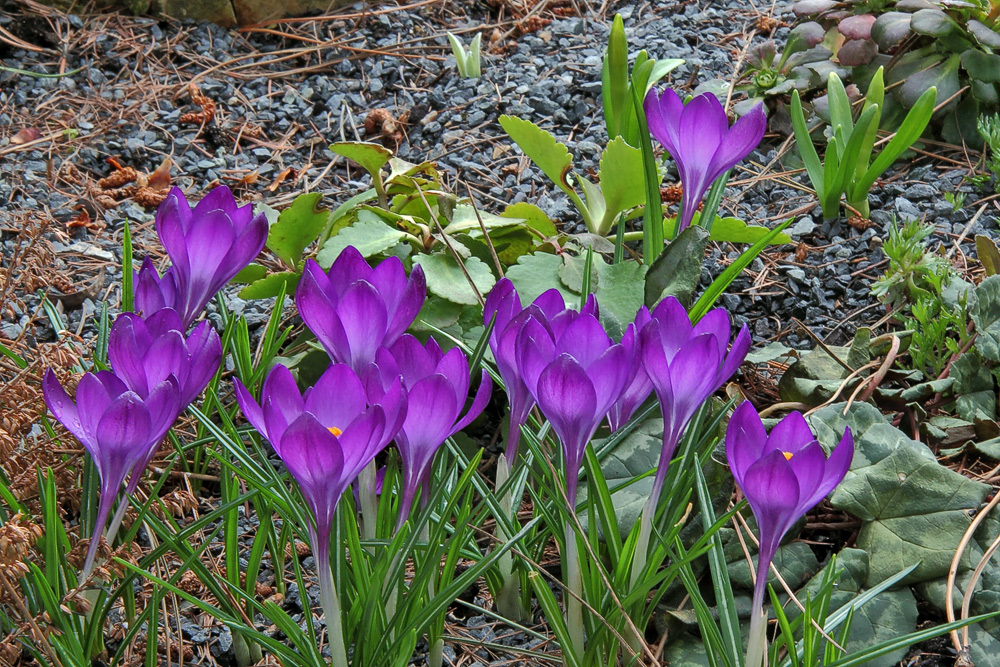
238, 272, 301, 300
690, 219, 793, 322
558, 252, 601, 294
644, 225, 710, 308
594, 261, 647, 339
231, 263, 267, 284
442, 204, 522, 235
778, 345, 853, 405
596, 137, 645, 234
909, 8, 957, 37
969, 20, 1000, 49
633, 81, 664, 264
680, 215, 792, 244
602, 14, 629, 138
503, 202, 558, 238
872, 12, 912, 51
412, 253, 496, 306
791, 90, 826, 201
977, 235, 1000, 276
505, 252, 576, 305
852, 85, 936, 202
316, 212, 406, 268
962, 49, 1000, 84
972, 275, 1000, 362
952, 349, 997, 421
329, 141, 393, 179
487, 227, 535, 265
266, 192, 328, 268
412, 296, 464, 332
499, 115, 574, 193
728, 541, 819, 591
812, 403, 990, 586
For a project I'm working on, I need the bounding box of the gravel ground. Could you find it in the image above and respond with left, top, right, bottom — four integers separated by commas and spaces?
0, 0, 997, 662
1, 0, 994, 351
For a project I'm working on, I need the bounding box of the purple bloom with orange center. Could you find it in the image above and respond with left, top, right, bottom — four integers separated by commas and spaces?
515, 300, 630, 506
725, 402, 852, 653
640, 297, 750, 503
141, 186, 267, 327
644, 89, 766, 233
484, 279, 595, 465
295, 247, 426, 375
234, 363, 406, 557
369, 334, 492, 525
43, 370, 180, 576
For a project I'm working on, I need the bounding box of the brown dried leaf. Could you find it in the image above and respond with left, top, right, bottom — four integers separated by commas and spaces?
146, 158, 173, 192
11, 128, 41, 145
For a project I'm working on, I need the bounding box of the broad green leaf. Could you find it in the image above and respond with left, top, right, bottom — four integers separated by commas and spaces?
673, 215, 792, 244
412, 295, 463, 332
487, 227, 535, 265
871, 12, 912, 50
962, 49, 1000, 84
909, 8, 957, 37
812, 403, 989, 586
238, 271, 301, 300
972, 275, 1000, 362
231, 263, 267, 284
644, 225, 710, 307
330, 141, 393, 179
727, 541, 819, 591
778, 345, 853, 404
505, 252, 576, 305
827, 72, 855, 141
952, 349, 997, 421
499, 115, 574, 193
595, 260, 647, 340
597, 137, 646, 233
977, 235, 1000, 276
413, 254, 496, 306
502, 202, 558, 238
316, 212, 406, 268
266, 192, 328, 268
558, 252, 602, 294
442, 204, 523, 235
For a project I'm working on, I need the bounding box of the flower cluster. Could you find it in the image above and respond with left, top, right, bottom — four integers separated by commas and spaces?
43, 186, 262, 577
485, 278, 749, 508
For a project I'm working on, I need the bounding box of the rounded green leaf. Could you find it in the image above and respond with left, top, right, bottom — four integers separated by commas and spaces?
412, 253, 496, 306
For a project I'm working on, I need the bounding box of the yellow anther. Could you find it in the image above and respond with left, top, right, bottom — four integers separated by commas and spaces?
328, 426, 343, 436
782, 451, 794, 461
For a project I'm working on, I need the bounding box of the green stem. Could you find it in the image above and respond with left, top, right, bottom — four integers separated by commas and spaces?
315, 536, 348, 667
564, 521, 585, 659
495, 456, 526, 621
359, 462, 379, 544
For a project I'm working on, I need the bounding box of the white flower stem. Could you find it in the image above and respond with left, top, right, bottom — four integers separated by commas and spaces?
359, 462, 379, 545
314, 536, 348, 667
746, 554, 771, 667
564, 520, 585, 660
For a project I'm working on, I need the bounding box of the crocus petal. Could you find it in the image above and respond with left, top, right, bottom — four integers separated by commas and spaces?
766, 411, 816, 457
536, 355, 599, 477
389, 334, 439, 385
327, 245, 372, 292
42, 370, 88, 448
278, 414, 347, 534
305, 364, 368, 428
717, 324, 751, 385
804, 427, 854, 509
707, 102, 767, 180
399, 374, 461, 474
260, 365, 306, 445
383, 262, 426, 344
234, 378, 268, 441
76, 373, 115, 442
742, 450, 802, 560
449, 370, 493, 437
515, 317, 556, 398
296, 265, 349, 364
726, 401, 769, 486
556, 314, 612, 369
676, 94, 728, 182
693, 308, 732, 359
194, 184, 238, 218
586, 344, 631, 417
644, 88, 684, 157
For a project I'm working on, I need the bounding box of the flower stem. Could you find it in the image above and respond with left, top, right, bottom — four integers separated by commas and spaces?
564, 520, 585, 660
314, 535, 348, 667
81, 487, 120, 581
359, 462, 379, 544
746, 553, 771, 667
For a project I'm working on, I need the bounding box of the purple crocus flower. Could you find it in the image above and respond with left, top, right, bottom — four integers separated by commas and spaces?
369, 334, 492, 525
644, 89, 767, 233
149, 186, 268, 327
640, 297, 751, 503
107, 308, 222, 494
109, 309, 222, 409
295, 248, 427, 375
133, 257, 179, 321
43, 370, 180, 577
484, 279, 595, 465
607, 306, 654, 432
726, 402, 853, 663
516, 302, 630, 506
234, 363, 405, 557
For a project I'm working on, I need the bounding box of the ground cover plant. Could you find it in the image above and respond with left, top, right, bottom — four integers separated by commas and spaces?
2, 0, 1000, 666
